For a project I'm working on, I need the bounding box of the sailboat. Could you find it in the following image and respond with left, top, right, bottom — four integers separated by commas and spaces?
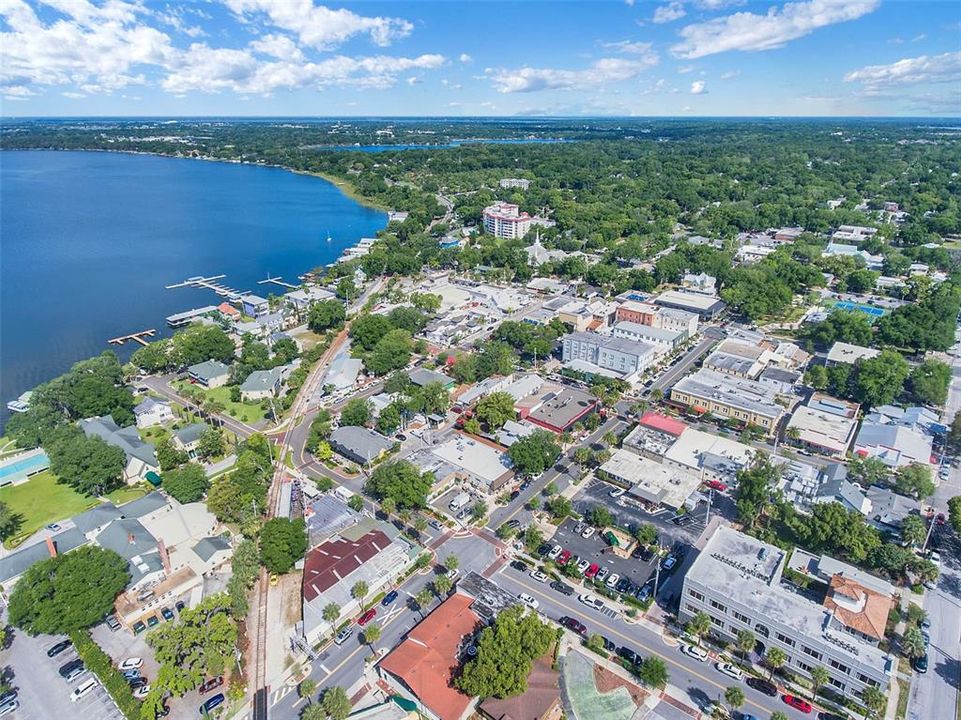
326, 231, 332, 243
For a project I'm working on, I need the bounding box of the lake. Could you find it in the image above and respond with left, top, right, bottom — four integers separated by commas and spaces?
0, 150, 386, 427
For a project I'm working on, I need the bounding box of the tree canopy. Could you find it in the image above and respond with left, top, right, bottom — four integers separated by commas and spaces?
365, 460, 434, 509
259, 517, 308, 574
507, 430, 561, 477
162, 462, 210, 504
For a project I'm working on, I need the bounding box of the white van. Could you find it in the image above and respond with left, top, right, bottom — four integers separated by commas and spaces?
448, 492, 471, 511
70, 677, 99, 702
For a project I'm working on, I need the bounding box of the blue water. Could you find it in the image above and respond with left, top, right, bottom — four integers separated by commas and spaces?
0, 150, 385, 427
0, 451, 50, 480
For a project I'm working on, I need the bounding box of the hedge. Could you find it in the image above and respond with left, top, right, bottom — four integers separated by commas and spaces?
69, 630, 142, 719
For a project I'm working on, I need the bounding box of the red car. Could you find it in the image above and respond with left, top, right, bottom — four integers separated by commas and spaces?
585, 563, 600, 578
557, 550, 572, 566
936, 513, 946, 526
358, 608, 377, 626
705, 480, 728, 492
559, 616, 587, 636
199, 677, 223, 695
782, 695, 813, 714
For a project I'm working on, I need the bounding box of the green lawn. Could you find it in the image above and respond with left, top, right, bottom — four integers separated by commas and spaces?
0, 436, 19, 460
0, 471, 98, 548
172, 381, 267, 424
105, 484, 150, 506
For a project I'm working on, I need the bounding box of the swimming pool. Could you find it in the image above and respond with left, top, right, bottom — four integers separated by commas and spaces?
0, 451, 50, 484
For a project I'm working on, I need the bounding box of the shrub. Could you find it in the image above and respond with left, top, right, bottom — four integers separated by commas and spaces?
70, 629, 141, 718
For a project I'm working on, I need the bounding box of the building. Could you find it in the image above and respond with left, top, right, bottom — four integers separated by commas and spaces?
217, 302, 241, 321
670, 369, 786, 434
522, 386, 598, 434
614, 300, 659, 326
240, 294, 270, 317
786, 406, 858, 459
662, 427, 754, 484
172, 422, 208, 459
483, 201, 532, 240
654, 289, 726, 319
854, 422, 933, 468
681, 272, 717, 295
825, 342, 880, 367
655, 307, 699, 338
832, 225, 878, 243
865, 486, 921, 532
187, 359, 231, 388
703, 340, 770, 379
79, 416, 159, 483
601, 449, 700, 510
409, 367, 455, 389
864, 405, 941, 436
323, 354, 363, 392
561, 332, 658, 381
525, 235, 570, 267
680, 526, 895, 699
478, 654, 561, 720
807, 393, 860, 419
134, 398, 175, 429
429, 434, 514, 494
240, 365, 289, 401
499, 178, 531, 190
611, 322, 682, 351
758, 367, 801, 395
822, 243, 883, 270
329, 426, 394, 466
284, 287, 336, 312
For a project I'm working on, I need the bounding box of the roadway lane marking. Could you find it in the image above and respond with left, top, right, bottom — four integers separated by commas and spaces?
501, 569, 792, 719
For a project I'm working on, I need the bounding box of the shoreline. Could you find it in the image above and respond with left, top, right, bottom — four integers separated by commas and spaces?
0, 146, 391, 213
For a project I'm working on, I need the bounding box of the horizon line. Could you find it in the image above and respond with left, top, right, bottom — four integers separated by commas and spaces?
2, 114, 960, 122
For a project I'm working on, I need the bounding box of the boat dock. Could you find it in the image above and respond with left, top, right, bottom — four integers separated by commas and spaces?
166, 305, 218, 327
108, 329, 156, 346
257, 274, 298, 290
165, 274, 246, 300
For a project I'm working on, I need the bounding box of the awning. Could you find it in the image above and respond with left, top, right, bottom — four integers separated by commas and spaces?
145, 471, 162, 487
604, 531, 619, 547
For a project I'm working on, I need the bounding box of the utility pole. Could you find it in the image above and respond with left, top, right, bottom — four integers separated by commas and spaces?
705, 487, 714, 526
652, 539, 663, 598
921, 507, 937, 553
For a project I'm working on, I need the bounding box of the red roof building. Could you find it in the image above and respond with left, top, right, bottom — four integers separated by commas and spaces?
638, 412, 687, 437
302, 530, 393, 602
379, 593, 480, 720
217, 302, 241, 319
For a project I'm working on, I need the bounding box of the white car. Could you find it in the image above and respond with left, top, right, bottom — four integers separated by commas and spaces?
575, 559, 590, 574
715, 662, 744, 682
682, 644, 709, 662
574, 522, 586, 534
519, 593, 539, 610
578, 594, 605, 610
596, 567, 609, 582
119, 657, 143, 671
609, 487, 626, 498
605, 573, 620, 588
530, 570, 549, 583
548, 545, 563, 560
70, 678, 99, 702
928, 551, 941, 567
581, 527, 596, 539
133, 684, 151, 699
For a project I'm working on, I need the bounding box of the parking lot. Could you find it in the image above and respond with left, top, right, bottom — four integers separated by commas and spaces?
5, 629, 123, 720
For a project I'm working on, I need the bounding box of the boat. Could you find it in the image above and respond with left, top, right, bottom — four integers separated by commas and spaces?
6, 390, 32, 413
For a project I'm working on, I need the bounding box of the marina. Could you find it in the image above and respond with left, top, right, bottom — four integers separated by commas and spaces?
257, 274, 299, 290
107, 329, 157, 346
165, 274, 247, 300
166, 305, 219, 327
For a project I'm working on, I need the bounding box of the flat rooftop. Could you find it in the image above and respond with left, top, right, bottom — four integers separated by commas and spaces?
787, 406, 857, 455
664, 427, 754, 476
826, 342, 880, 365
527, 385, 597, 431
655, 289, 726, 313
672, 369, 784, 420
430, 434, 512, 485
601, 449, 700, 509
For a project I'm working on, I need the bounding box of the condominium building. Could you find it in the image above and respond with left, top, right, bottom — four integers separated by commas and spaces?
499, 178, 530, 190
680, 526, 895, 700
670, 369, 786, 433
561, 332, 658, 381
483, 201, 532, 240
612, 321, 682, 351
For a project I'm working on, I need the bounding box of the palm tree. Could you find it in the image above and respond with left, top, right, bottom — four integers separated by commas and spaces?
298, 678, 317, 703
413, 516, 428, 534
433, 575, 453, 597
300, 704, 326, 720
443, 554, 459, 572
686, 611, 712, 647
573, 447, 591, 467
724, 686, 745, 714
322, 602, 340, 625
415, 588, 434, 617
765, 647, 787, 680
769, 712, 789, 720
736, 629, 756, 662
810, 665, 829, 700
861, 686, 886, 719
603, 431, 618, 447
380, 497, 396, 518
901, 627, 927, 660
351, 580, 369, 603
319, 685, 351, 720
363, 623, 382, 651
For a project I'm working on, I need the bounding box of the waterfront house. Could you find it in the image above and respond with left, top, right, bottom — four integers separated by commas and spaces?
187, 360, 230, 389
134, 397, 175, 429
240, 294, 270, 318
79, 416, 160, 484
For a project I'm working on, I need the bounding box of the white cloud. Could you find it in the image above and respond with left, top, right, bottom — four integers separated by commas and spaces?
695, 0, 746, 8
223, 0, 413, 49
61, 91, 86, 98
486, 56, 658, 93
720, 70, 740, 79
672, 0, 880, 59
459, 53, 473, 63
911, 33, 926, 42
601, 40, 658, 58
844, 51, 961, 89
690, 80, 708, 94
406, 76, 422, 85
4, 84, 36, 98
653, 2, 686, 24
250, 34, 304, 62
677, 65, 695, 74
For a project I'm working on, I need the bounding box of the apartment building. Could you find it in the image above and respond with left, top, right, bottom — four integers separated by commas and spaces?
680, 526, 895, 700
561, 332, 659, 381
483, 201, 532, 240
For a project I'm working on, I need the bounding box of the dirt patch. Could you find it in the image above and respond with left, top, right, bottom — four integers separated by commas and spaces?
282, 571, 304, 626
593, 664, 647, 707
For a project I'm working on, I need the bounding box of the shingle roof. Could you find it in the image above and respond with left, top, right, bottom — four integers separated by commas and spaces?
192, 536, 231, 562
0, 529, 86, 582
79, 417, 158, 467
187, 360, 230, 381
174, 422, 208, 446
240, 366, 285, 393
72, 503, 123, 535
95, 518, 157, 561
118, 491, 168, 518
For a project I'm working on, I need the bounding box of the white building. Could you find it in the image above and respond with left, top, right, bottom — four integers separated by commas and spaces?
499, 178, 530, 190
832, 225, 878, 243
601, 449, 700, 510
825, 342, 880, 367
133, 398, 175, 429
483, 201, 532, 240
611, 322, 682, 351
561, 332, 659, 381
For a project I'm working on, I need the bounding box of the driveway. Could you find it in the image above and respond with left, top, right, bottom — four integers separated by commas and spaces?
5, 630, 123, 720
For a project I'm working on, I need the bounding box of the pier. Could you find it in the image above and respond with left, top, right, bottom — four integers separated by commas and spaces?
166, 305, 219, 328
165, 274, 247, 300
108, 329, 156, 346
257, 274, 298, 290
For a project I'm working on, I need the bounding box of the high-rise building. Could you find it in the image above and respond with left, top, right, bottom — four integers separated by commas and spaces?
483, 201, 532, 239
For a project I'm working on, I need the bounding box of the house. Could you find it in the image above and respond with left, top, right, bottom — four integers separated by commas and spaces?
854, 421, 933, 468
240, 294, 270, 317
284, 287, 336, 312
172, 423, 207, 458
429, 434, 514, 494
329, 426, 394, 466
409, 367, 455, 389
813, 464, 872, 516
681, 272, 717, 295
187, 360, 230, 389
379, 593, 481, 720
865, 405, 941, 436
134, 398, 174, 429
240, 365, 288, 401
478, 654, 561, 720
217, 302, 241, 321
865, 486, 921, 532
324, 354, 363, 392
825, 342, 880, 367
79, 416, 160, 483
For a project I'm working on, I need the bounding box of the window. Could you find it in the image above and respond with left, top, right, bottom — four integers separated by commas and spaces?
829, 677, 845, 690
685, 603, 699, 615
710, 616, 724, 628
710, 599, 727, 613
829, 659, 849, 675
857, 674, 880, 687
776, 632, 796, 648
754, 623, 769, 637
802, 646, 822, 661
732, 610, 750, 624
689, 589, 705, 601
796, 661, 812, 673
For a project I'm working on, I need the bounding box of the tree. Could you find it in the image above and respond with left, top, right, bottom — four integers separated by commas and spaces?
902, 627, 927, 660
307, 300, 346, 333
810, 665, 829, 699
380, 496, 396, 518
162, 462, 210, 503
363, 623, 381, 649
603, 431, 618, 447
543, 481, 558, 496
685, 611, 712, 647
546, 496, 573, 519
900, 514, 927, 547
573, 447, 591, 467
444, 554, 460, 572
351, 580, 369, 602
456, 606, 555, 698
799, 501, 881, 563
637, 657, 668, 689
588, 504, 613, 528
320, 686, 351, 720
148, 594, 237, 696
804, 365, 829, 390
635, 523, 657, 547
736, 629, 755, 661
507, 430, 561, 476
471, 500, 488, 522
8, 546, 129, 635
0, 501, 23, 542
849, 350, 909, 409
156, 435, 188, 472
339, 397, 372, 427
895, 463, 934, 500
415, 588, 434, 617
365, 329, 413, 376
323, 603, 341, 624
365, 460, 433, 509
301, 704, 326, 720
724, 686, 745, 714
476, 392, 517, 430
298, 678, 317, 703
734, 454, 780, 530
433, 574, 453, 597
259, 518, 307, 574
306, 409, 333, 453
765, 647, 787, 680
949, 495, 961, 534
376, 403, 402, 435
197, 427, 226, 460
770, 712, 790, 720
45, 427, 126, 496
909, 359, 951, 406
861, 686, 886, 719
347, 494, 364, 512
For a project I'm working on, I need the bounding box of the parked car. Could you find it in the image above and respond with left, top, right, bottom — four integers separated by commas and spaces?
334, 627, 353, 646
146, 615, 160, 627
816, 713, 847, 720
559, 616, 587, 636
617, 646, 642, 666
672, 514, 692, 526
537, 543, 552, 557
661, 555, 677, 571
609, 487, 626, 498
605, 573, 620, 588
133, 621, 147, 634
161, 607, 175, 621
595, 567, 609, 582
530, 569, 549, 583
70, 678, 99, 703
581, 526, 596, 539
199, 677, 224, 694
746, 677, 778, 696
46, 523, 62, 532
59, 659, 85, 681
782, 695, 813, 713
551, 580, 575, 596
548, 545, 563, 560
681, 643, 709, 662
357, 609, 377, 626
175, 600, 186, 613
381, 590, 399, 606
133, 684, 151, 700
585, 563, 600, 578
599, 636, 616, 652
119, 658, 143, 671
574, 522, 585, 535
200, 693, 225, 715
519, 593, 539, 610
575, 559, 590, 574
578, 594, 605, 610
122, 669, 142, 681
715, 662, 744, 682
557, 550, 572, 566
0, 700, 18, 717
47, 639, 72, 658
105, 614, 121, 631
705, 480, 728, 492
913, 653, 928, 673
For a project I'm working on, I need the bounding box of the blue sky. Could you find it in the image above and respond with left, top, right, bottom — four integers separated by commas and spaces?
1, 0, 958, 116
